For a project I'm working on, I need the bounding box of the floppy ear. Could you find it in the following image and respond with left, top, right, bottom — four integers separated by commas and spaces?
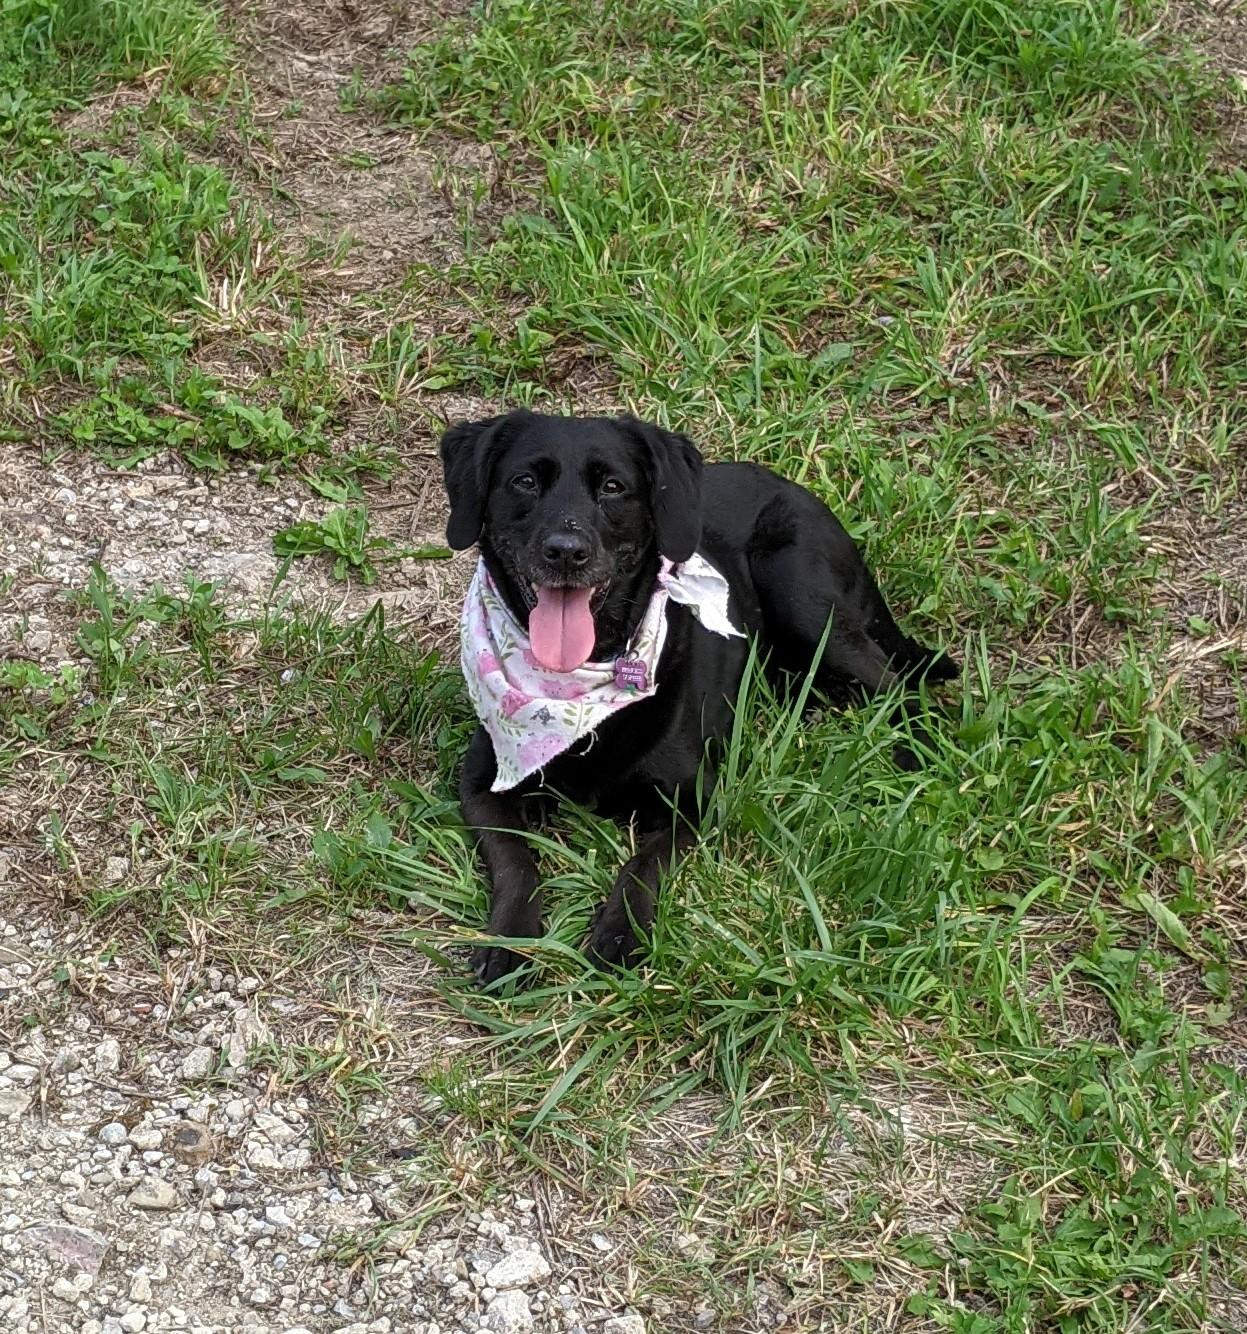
439, 412, 525, 550
622, 418, 704, 562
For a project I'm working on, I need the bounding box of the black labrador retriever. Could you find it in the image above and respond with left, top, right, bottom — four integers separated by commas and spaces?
440, 410, 955, 985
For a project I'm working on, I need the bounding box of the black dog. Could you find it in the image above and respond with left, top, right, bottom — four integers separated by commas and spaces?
440, 410, 955, 985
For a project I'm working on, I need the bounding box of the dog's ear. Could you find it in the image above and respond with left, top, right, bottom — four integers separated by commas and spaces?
439, 412, 525, 550
622, 419, 704, 562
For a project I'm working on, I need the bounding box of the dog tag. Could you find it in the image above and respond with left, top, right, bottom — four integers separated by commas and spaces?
614, 655, 648, 692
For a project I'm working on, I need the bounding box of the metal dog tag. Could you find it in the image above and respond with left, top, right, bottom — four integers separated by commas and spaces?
614, 655, 648, 692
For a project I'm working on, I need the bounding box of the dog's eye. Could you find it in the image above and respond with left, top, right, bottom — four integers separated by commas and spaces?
600, 478, 625, 497
510, 473, 537, 493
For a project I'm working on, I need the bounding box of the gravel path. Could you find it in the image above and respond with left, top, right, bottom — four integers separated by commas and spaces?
0, 903, 652, 1334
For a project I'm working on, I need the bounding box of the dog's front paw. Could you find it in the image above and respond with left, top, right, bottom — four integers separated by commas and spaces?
472, 944, 530, 990
585, 912, 641, 972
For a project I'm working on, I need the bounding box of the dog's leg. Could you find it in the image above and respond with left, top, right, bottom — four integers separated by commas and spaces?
587, 812, 700, 970
460, 728, 542, 987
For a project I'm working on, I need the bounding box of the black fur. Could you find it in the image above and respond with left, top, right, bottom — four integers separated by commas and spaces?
440, 410, 957, 985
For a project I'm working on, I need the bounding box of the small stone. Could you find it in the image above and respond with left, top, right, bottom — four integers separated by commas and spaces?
603, 1317, 646, 1334
225, 1009, 268, 1070
103, 856, 129, 884
25, 1222, 110, 1274
120, 1313, 146, 1333
170, 1122, 215, 1167
52, 1276, 80, 1301
249, 1284, 276, 1306
0, 1088, 31, 1117
52, 1047, 80, 1074
253, 1110, 297, 1145
129, 1179, 177, 1210
130, 1126, 162, 1152
245, 1142, 281, 1170
675, 1232, 714, 1263
5, 1063, 38, 1083
62, 1198, 95, 1224
94, 1038, 122, 1073
485, 1250, 550, 1289
485, 1288, 534, 1333
130, 1270, 153, 1302
99, 1122, 129, 1147
179, 1046, 215, 1080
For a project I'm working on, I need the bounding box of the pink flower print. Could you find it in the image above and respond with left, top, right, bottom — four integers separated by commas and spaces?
500, 689, 531, 718
542, 677, 588, 701
518, 735, 565, 772
476, 651, 501, 676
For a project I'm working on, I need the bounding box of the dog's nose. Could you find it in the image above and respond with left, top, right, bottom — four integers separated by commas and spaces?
542, 531, 591, 569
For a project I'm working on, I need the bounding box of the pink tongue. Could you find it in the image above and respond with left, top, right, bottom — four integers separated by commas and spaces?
529, 586, 596, 672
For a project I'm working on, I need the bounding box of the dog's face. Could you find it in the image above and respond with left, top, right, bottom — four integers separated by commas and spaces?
440, 411, 703, 670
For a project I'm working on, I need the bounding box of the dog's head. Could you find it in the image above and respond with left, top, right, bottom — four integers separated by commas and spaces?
440, 410, 703, 670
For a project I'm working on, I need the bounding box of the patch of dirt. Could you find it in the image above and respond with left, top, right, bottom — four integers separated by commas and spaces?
1167, 0, 1247, 159
217, 0, 504, 295
0, 901, 628, 1334
0, 443, 469, 670
1171, 0, 1247, 79
1145, 496, 1247, 737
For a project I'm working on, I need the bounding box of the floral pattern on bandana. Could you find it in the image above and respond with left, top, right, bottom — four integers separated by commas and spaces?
461, 554, 742, 792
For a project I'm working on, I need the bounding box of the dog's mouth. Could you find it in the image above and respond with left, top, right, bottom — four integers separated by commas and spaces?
524, 581, 611, 673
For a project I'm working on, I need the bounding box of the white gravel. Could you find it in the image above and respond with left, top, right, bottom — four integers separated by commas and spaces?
0, 446, 465, 674
0, 913, 646, 1333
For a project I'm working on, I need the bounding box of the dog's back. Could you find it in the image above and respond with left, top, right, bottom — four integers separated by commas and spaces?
699, 463, 956, 695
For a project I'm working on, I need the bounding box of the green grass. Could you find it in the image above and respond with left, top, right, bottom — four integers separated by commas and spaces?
272, 504, 452, 585
374, 0, 1244, 416
363, 2, 1246, 1324
365, 0, 1245, 650
11, 567, 1244, 1328
2, 0, 237, 372
4, 0, 1247, 1329
0, 0, 372, 475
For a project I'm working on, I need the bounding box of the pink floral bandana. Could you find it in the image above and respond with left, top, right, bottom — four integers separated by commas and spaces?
461, 554, 743, 791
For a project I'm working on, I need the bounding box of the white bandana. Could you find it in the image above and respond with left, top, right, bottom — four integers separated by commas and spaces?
461, 554, 744, 791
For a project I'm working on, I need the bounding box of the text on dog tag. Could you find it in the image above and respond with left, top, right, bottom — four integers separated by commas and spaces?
614, 656, 648, 691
